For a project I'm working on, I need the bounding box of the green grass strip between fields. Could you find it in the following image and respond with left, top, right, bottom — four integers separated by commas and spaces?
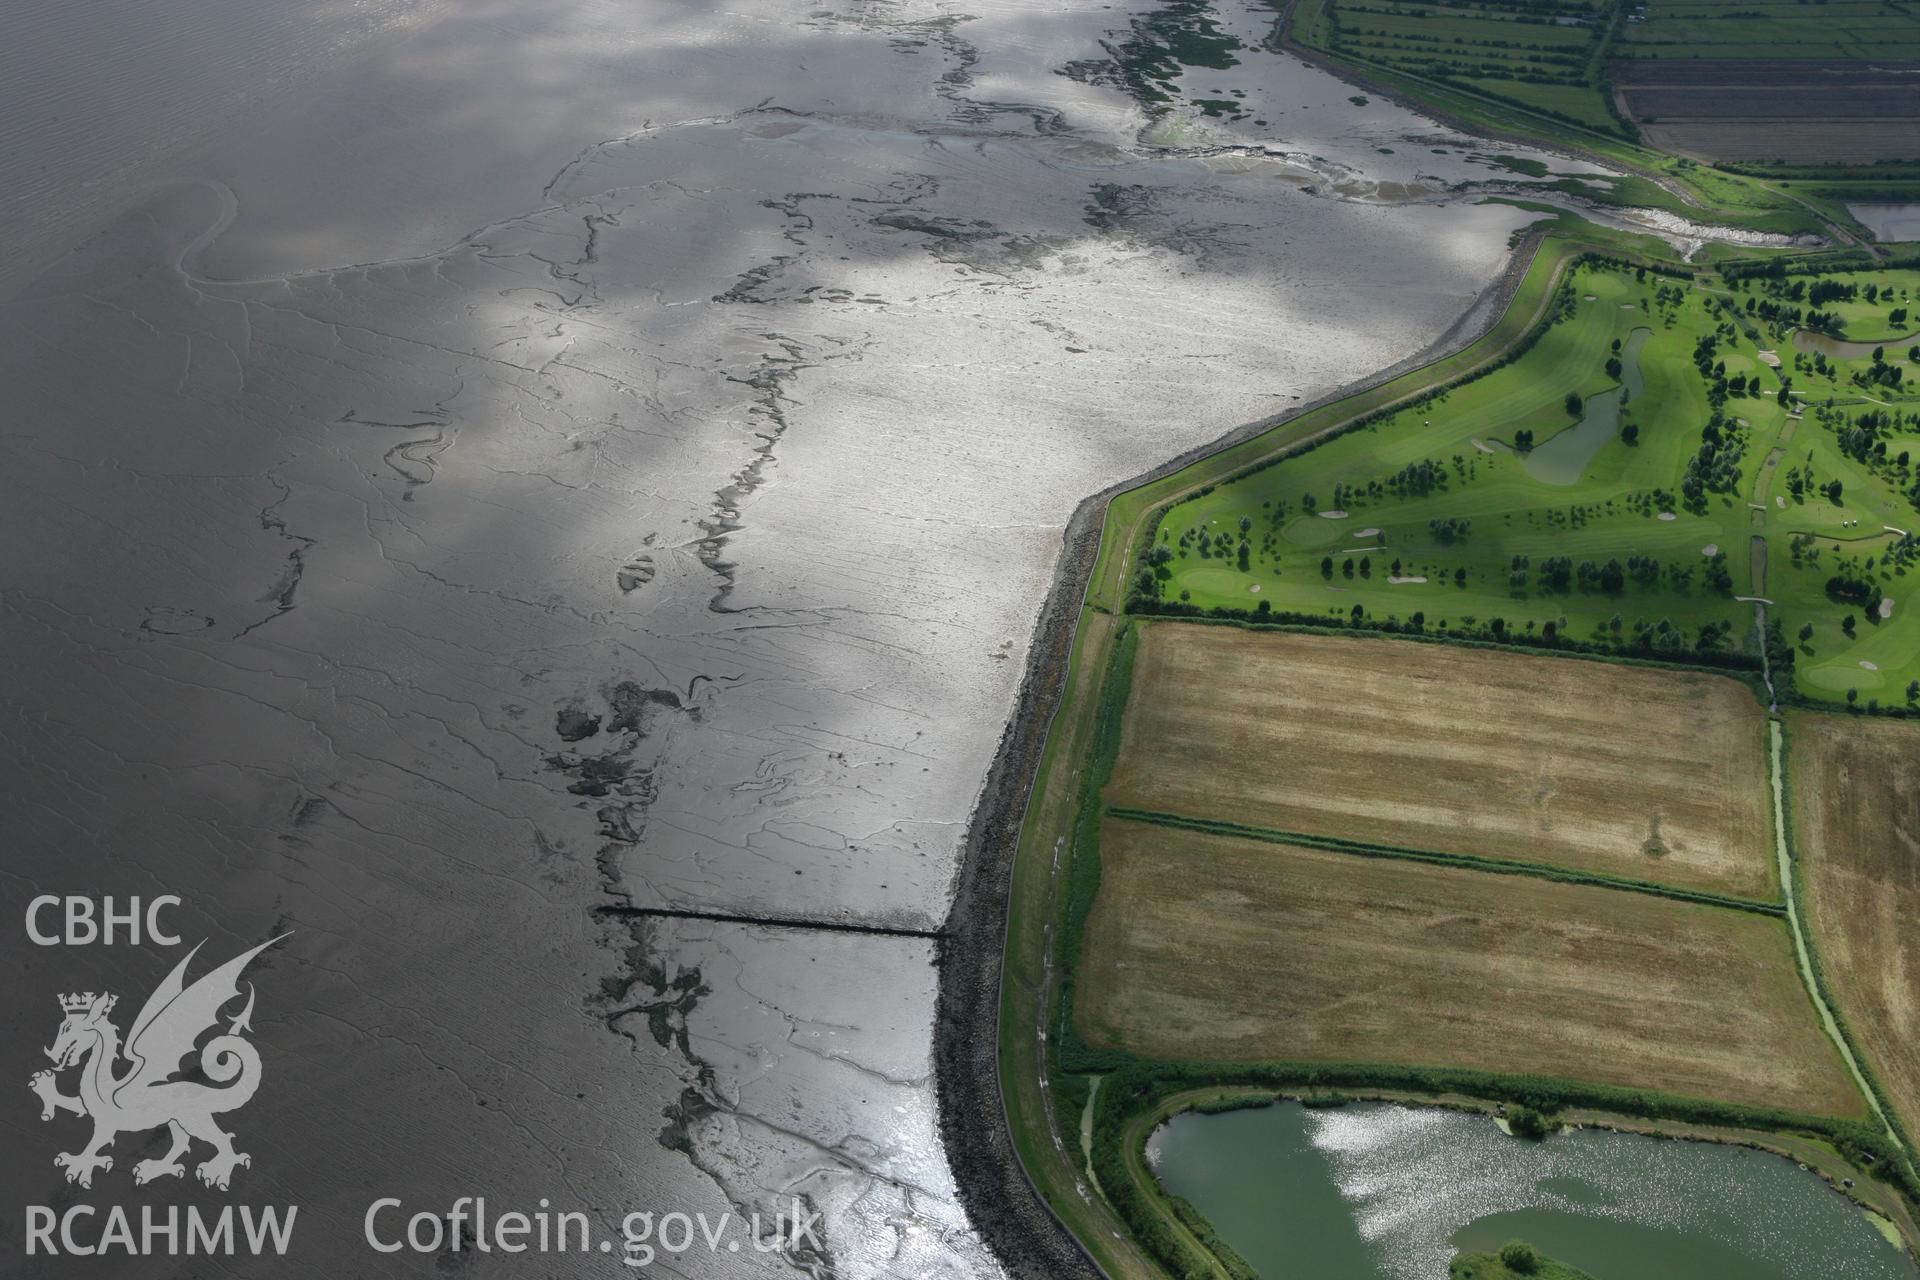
1105, 806, 1789, 917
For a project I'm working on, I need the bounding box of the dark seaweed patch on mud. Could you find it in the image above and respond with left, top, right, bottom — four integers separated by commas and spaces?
543, 681, 689, 900
1058, 0, 1242, 111
555, 706, 601, 741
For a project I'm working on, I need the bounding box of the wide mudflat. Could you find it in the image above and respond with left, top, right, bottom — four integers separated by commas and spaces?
1789, 713, 1920, 1138
1076, 820, 1858, 1116
1106, 625, 1775, 898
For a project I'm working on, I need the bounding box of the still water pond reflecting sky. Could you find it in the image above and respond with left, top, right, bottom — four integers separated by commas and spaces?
1150, 1101, 1918, 1280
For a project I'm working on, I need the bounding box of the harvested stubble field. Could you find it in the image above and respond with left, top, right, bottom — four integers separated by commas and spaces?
1790, 712, 1920, 1138
1076, 819, 1860, 1116
1105, 624, 1775, 898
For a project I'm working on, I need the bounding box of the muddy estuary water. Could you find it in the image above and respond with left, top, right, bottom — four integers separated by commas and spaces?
1152, 1102, 1918, 1280
0, 0, 1830, 1275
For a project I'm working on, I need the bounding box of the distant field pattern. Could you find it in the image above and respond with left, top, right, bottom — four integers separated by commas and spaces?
1609, 3, 1920, 160
1314, 0, 1623, 132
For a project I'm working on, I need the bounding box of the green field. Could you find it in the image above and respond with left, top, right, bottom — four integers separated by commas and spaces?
1616, 0, 1920, 60
1309, 0, 1624, 134
1138, 258, 1920, 704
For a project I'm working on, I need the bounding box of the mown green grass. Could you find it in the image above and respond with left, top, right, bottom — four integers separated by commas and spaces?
1793, 268, 1920, 337
1749, 268, 1920, 699
1154, 266, 1750, 645
1083, 227, 1699, 619
1146, 258, 1920, 703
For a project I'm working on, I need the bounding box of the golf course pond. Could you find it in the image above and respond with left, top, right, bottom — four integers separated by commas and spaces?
1148, 1100, 1918, 1280
1523, 327, 1649, 486
1848, 204, 1920, 244
1793, 326, 1920, 363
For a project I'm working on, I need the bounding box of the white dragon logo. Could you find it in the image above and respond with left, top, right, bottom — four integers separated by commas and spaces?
29, 935, 288, 1191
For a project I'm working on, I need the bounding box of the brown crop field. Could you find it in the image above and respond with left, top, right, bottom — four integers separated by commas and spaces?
1076, 819, 1861, 1116
1789, 712, 1920, 1138
1105, 624, 1775, 898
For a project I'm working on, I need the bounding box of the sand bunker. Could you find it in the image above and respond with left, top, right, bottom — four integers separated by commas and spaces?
1583, 294, 1597, 301
1881, 598, 1895, 619
1472, 439, 1496, 454
1248, 584, 1262, 594
1777, 496, 1786, 508
1387, 575, 1427, 584
1320, 510, 1349, 519
1658, 512, 1678, 522
1355, 528, 1381, 538
1702, 543, 1719, 557
1861, 660, 1880, 671
1758, 350, 1781, 368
